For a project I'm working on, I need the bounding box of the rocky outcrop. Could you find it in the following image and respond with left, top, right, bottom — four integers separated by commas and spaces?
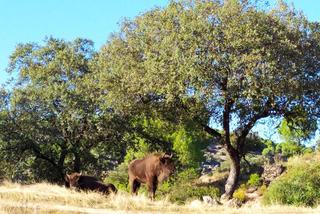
262, 163, 285, 185
201, 144, 228, 175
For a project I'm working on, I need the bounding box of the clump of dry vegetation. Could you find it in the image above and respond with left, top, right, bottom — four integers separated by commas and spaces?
0, 181, 320, 214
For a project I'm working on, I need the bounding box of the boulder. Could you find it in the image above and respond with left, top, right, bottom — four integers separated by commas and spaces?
262, 163, 285, 185
189, 199, 203, 208
202, 195, 221, 206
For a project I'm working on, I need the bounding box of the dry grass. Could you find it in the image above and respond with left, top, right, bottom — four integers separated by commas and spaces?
287, 152, 320, 168
0, 181, 319, 213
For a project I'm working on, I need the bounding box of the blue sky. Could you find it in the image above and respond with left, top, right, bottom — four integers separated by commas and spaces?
0, 0, 319, 143
0, 0, 169, 84
0, 0, 319, 84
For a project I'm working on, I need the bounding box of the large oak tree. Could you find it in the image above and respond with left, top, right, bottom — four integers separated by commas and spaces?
98, 0, 320, 198
0, 38, 127, 182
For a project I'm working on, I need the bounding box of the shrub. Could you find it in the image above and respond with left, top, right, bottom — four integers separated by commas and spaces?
157, 168, 220, 204
263, 153, 320, 207
168, 184, 220, 204
233, 184, 247, 202
171, 123, 211, 168
104, 162, 129, 191
259, 184, 267, 195
247, 173, 261, 187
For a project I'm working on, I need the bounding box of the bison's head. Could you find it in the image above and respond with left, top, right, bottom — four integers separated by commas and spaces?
65, 172, 82, 189
158, 153, 175, 182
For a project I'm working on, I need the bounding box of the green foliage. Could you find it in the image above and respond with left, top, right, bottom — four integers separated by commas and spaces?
124, 138, 150, 164
0, 38, 128, 182
276, 142, 304, 157
171, 123, 211, 168
281, 107, 318, 142
104, 162, 129, 191
128, 116, 174, 153
126, 116, 210, 169
99, 0, 320, 134
247, 173, 261, 187
0, 0, 319, 199
157, 168, 220, 204
262, 140, 276, 157
240, 133, 267, 154
233, 184, 247, 202
276, 118, 317, 158
263, 153, 320, 207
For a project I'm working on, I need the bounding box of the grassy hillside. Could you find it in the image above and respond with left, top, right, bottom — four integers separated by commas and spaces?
0, 181, 320, 214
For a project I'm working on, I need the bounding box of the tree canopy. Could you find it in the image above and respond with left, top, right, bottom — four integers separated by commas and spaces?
0, 38, 128, 182
98, 0, 320, 197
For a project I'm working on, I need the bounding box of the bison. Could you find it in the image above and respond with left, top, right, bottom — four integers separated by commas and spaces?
65, 172, 117, 195
128, 153, 175, 200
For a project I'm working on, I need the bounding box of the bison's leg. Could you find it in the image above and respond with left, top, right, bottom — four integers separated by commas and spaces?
151, 177, 158, 200
147, 176, 157, 200
129, 177, 135, 195
131, 179, 141, 195
146, 181, 153, 200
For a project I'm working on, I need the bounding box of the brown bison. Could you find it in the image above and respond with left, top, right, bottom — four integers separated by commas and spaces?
65, 172, 117, 195
128, 153, 175, 199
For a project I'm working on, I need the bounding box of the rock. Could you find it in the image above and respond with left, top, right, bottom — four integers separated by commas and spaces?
246, 186, 258, 193
225, 198, 242, 208
201, 160, 221, 175
202, 195, 213, 205
202, 195, 221, 206
189, 200, 203, 208
246, 190, 261, 200
262, 163, 285, 185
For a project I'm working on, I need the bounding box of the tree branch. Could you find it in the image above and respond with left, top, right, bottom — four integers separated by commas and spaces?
27, 141, 58, 167
201, 123, 222, 139
237, 100, 271, 151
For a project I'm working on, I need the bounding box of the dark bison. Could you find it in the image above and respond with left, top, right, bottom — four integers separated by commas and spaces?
65, 172, 117, 195
128, 153, 175, 199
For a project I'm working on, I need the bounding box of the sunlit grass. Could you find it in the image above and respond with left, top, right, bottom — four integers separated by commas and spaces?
0, 181, 319, 213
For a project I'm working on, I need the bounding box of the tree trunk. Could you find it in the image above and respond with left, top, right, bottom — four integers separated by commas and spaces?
73, 153, 81, 173
57, 150, 67, 183
223, 150, 241, 199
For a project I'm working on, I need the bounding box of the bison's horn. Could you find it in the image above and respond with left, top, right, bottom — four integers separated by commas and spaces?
163, 153, 173, 158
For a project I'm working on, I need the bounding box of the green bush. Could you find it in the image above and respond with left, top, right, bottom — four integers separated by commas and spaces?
171, 123, 211, 168
169, 185, 220, 204
263, 154, 320, 207
157, 168, 220, 204
104, 162, 129, 191
247, 173, 261, 187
